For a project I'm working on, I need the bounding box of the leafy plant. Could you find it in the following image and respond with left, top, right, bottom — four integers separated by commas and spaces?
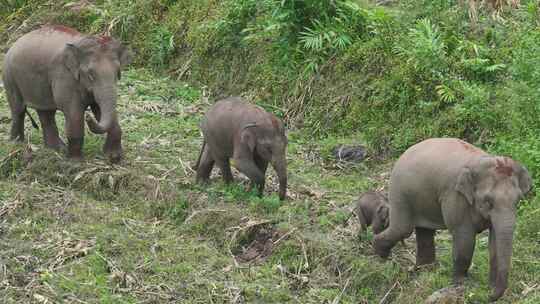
395, 18, 447, 76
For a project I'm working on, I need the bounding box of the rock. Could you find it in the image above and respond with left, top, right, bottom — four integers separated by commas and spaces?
332, 145, 367, 162
424, 286, 465, 304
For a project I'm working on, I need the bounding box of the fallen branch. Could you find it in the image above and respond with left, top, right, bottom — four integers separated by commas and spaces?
379, 281, 399, 304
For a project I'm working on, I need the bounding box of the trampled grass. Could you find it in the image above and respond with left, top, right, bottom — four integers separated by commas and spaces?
0, 68, 539, 303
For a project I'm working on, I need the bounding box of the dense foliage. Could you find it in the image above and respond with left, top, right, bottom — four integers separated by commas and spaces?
2, 0, 539, 184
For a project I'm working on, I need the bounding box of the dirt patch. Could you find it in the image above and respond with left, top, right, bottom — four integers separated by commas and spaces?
229, 219, 281, 265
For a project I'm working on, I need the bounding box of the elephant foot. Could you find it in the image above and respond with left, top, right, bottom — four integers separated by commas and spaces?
104, 147, 123, 164
67, 138, 84, 161
452, 275, 466, 286
279, 190, 286, 201
103, 137, 123, 164
67, 154, 84, 163
10, 135, 24, 143
45, 138, 66, 151
489, 290, 505, 302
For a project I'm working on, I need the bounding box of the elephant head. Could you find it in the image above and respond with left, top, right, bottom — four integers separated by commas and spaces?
238, 120, 288, 200
372, 204, 389, 234
456, 156, 532, 301
62, 36, 131, 134
354, 192, 390, 234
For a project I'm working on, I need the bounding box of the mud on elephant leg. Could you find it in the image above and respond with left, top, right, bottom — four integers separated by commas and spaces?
10, 109, 26, 142
253, 153, 268, 195
196, 144, 215, 183
103, 122, 123, 163
416, 227, 436, 266
451, 228, 476, 285
65, 111, 85, 160
37, 110, 65, 150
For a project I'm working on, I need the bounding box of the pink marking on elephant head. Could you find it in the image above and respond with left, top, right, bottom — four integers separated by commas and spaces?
495, 158, 513, 177
270, 115, 279, 129
96, 36, 113, 47
43, 25, 80, 36
459, 139, 484, 154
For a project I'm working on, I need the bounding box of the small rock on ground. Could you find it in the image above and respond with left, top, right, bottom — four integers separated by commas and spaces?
424, 286, 465, 304
332, 145, 366, 162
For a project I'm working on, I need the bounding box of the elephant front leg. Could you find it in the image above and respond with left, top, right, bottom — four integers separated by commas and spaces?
103, 122, 123, 163
451, 228, 476, 285
65, 111, 85, 161
253, 154, 269, 195
416, 227, 436, 266
232, 156, 265, 196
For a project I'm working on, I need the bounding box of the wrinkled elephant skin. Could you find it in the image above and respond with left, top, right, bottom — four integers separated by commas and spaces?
195, 97, 288, 200
373, 138, 532, 302
2, 25, 131, 163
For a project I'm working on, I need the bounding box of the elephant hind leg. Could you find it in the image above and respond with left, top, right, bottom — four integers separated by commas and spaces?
196, 144, 215, 183
416, 227, 436, 266
216, 157, 233, 184
37, 110, 64, 150
6, 85, 26, 141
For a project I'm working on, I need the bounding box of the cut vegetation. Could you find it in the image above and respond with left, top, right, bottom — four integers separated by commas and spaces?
1, 0, 540, 303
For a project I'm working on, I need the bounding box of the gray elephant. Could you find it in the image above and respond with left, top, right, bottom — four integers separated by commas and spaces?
195, 97, 288, 200
353, 191, 389, 234
373, 138, 532, 302
2, 25, 131, 163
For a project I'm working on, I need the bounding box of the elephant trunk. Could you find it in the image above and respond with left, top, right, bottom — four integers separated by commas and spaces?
490, 211, 516, 302
87, 85, 118, 134
272, 152, 287, 201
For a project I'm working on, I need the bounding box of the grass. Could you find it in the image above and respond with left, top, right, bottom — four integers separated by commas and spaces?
0, 68, 539, 304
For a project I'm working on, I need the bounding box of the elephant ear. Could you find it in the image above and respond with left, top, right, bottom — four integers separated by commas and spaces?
63, 43, 81, 80
240, 126, 257, 153
456, 167, 475, 205
515, 163, 532, 196
377, 204, 389, 228
354, 206, 368, 231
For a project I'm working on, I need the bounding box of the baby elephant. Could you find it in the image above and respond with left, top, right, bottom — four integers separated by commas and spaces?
374, 138, 532, 302
353, 191, 389, 234
195, 97, 288, 200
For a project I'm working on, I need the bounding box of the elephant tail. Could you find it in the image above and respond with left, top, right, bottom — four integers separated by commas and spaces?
25, 109, 39, 130
193, 139, 206, 171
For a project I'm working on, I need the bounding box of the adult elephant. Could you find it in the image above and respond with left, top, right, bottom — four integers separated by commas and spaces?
2, 25, 131, 163
195, 97, 288, 200
373, 138, 532, 302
